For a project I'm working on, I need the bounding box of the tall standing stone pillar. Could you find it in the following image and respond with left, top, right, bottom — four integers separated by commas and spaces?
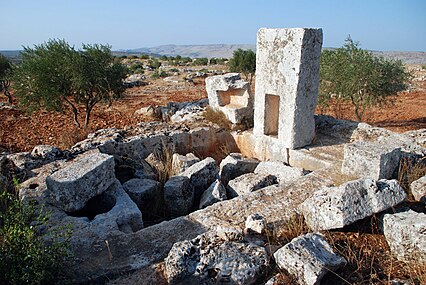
253, 28, 323, 149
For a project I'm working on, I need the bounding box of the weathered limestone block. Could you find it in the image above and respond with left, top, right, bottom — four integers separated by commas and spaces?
254, 161, 305, 184
165, 230, 269, 285
122, 178, 161, 214
245, 213, 267, 235
172, 153, 200, 175
383, 210, 426, 263
273, 233, 346, 285
227, 173, 277, 198
253, 28, 323, 149
219, 153, 259, 185
182, 157, 218, 198
205, 73, 253, 124
300, 178, 406, 231
46, 152, 115, 212
31, 145, 62, 159
164, 176, 194, 217
199, 179, 227, 209
341, 141, 402, 179
410, 175, 426, 203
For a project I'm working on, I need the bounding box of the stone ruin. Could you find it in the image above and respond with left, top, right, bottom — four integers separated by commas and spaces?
4, 28, 425, 284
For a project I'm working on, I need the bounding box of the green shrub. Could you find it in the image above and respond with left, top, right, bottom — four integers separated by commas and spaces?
0, 190, 71, 285
151, 70, 169, 78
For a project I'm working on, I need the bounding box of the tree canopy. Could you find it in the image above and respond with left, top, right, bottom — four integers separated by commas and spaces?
228, 49, 256, 84
319, 37, 411, 121
13, 39, 127, 128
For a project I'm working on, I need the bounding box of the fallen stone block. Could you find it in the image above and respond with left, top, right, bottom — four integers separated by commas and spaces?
205, 73, 253, 125
172, 152, 200, 175
219, 153, 259, 185
383, 210, 426, 263
410, 175, 426, 203
182, 157, 218, 198
46, 152, 115, 212
245, 213, 267, 235
122, 178, 161, 215
254, 161, 305, 184
273, 233, 346, 285
199, 179, 227, 209
341, 141, 402, 179
227, 173, 277, 198
300, 178, 406, 231
164, 176, 194, 217
165, 230, 269, 285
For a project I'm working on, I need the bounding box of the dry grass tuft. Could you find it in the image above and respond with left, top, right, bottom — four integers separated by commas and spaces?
398, 156, 426, 199
57, 128, 90, 151
149, 142, 174, 185
202, 106, 232, 130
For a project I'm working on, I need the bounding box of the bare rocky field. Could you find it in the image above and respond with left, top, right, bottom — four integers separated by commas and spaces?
1, 54, 425, 285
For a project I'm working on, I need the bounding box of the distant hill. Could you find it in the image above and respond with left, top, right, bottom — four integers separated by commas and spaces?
121, 44, 256, 59
3, 45, 426, 65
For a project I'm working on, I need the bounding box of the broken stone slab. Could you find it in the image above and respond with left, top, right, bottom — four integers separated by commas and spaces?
245, 213, 267, 235
164, 176, 194, 217
122, 178, 162, 215
164, 230, 269, 285
253, 28, 323, 149
46, 152, 115, 212
205, 73, 253, 125
273, 233, 346, 285
254, 161, 306, 184
219, 153, 259, 185
383, 210, 426, 263
181, 157, 218, 198
341, 141, 402, 179
199, 179, 227, 209
300, 178, 406, 231
410, 175, 426, 203
171, 153, 200, 175
31, 145, 62, 159
227, 173, 277, 198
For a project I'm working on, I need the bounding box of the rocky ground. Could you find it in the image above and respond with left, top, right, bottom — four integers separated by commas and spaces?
1, 64, 425, 285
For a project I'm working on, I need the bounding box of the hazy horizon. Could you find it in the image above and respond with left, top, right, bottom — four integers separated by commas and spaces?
2, 0, 425, 52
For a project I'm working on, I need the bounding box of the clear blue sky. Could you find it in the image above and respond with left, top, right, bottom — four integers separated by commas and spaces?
1, 0, 425, 51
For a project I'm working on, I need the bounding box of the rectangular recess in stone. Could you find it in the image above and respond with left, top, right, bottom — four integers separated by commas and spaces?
264, 94, 280, 136
217, 89, 249, 108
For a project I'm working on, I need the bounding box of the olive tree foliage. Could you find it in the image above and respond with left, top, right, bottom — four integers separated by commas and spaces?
319, 37, 411, 121
228, 48, 256, 84
0, 54, 12, 103
13, 39, 127, 128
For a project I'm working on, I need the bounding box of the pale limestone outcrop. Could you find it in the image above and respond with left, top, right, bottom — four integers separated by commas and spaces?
273, 233, 346, 285
205, 73, 253, 125
164, 229, 269, 285
300, 178, 406, 231
46, 152, 115, 212
383, 210, 426, 263
253, 28, 323, 149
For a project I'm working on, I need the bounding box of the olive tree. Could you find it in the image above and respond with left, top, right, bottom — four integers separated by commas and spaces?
0, 54, 12, 103
13, 39, 127, 128
228, 49, 256, 84
319, 37, 411, 121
